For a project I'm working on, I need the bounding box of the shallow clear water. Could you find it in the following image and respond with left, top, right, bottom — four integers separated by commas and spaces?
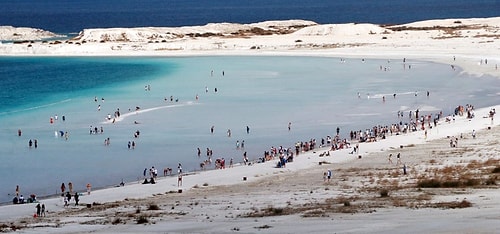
1, 56, 499, 203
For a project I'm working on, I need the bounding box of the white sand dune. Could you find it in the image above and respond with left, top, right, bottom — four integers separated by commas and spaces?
0, 17, 499, 233
0, 26, 60, 41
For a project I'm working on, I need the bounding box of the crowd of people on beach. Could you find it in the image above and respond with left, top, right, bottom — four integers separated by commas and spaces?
12, 185, 38, 205
185, 92, 489, 179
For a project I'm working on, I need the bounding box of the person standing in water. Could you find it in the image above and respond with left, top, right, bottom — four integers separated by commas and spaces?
178, 173, 183, 187
86, 183, 92, 195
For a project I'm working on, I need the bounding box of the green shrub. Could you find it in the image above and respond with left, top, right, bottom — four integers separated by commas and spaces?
442, 180, 461, 188
136, 216, 149, 224
418, 179, 441, 188
492, 167, 500, 173
464, 179, 479, 187
112, 218, 121, 225
485, 176, 497, 185
148, 204, 160, 210
380, 189, 389, 197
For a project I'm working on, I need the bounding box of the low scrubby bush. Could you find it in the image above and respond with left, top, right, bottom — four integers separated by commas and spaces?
136, 216, 149, 224
492, 167, 500, 173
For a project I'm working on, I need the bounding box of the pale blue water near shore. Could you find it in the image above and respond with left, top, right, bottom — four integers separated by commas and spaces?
1, 56, 500, 203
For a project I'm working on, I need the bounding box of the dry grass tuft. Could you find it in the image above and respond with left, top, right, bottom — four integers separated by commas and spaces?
430, 199, 472, 209
492, 167, 500, 174
379, 189, 389, 197
148, 204, 161, 211
136, 216, 149, 224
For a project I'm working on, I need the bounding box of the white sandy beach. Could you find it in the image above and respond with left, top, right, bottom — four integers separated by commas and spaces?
0, 17, 499, 233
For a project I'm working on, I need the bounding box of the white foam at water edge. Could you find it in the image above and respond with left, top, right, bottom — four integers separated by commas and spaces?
399, 105, 410, 111
101, 101, 197, 124
414, 105, 441, 112
344, 113, 382, 117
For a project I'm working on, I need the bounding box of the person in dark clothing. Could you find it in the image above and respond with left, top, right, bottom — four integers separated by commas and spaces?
74, 192, 79, 206
66, 192, 72, 204
36, 203, 41, 216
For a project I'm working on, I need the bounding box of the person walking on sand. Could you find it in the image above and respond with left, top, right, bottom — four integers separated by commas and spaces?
74, 192, 79, 206
41, 204, 46, 217
36, 203, 41, 217
388, 154, 393, 164
65, 192, 72, 205
396, 153, 402, 165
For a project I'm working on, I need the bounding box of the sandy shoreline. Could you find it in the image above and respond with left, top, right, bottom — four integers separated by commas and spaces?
0, 17, 499, 233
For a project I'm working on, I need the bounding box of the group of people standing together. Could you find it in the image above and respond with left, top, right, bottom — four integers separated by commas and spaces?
35, 203, 46, 217
58, 182, 91, 207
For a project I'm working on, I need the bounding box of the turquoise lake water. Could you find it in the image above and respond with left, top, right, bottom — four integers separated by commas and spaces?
1, 56, 499, 203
